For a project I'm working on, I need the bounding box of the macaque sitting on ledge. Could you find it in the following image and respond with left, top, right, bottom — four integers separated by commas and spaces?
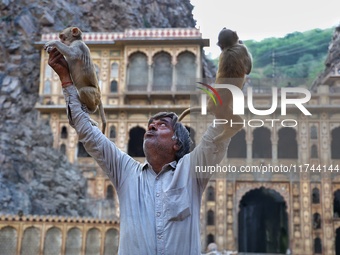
179, 28, 252, 141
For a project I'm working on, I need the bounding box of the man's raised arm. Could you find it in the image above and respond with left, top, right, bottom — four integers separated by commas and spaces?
47, 49, 136, 189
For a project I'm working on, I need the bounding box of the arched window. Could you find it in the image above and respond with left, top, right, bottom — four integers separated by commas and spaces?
65, 228, 82, 255
336, 228, 340, 255
207, 210, 215, 225
61, 126, 68, 139
278, 127, 298, 159
311, 125, 318, 139
77, 142, 91, 157
312, 187, 320, 204
0, 226, 17, 255
106, 185, 114, 200
311, 144, 318, 158
334, 190, 340, 218
152, 52, 172, 91
331, 127, 340, 159
176, 51, 196, 91
313, 213, 321, 229
206, 234, 215, 246
206, 186, 215, 201
252, 127, 272, 158
314, 237, 322, 254
127, 52, 148, 91
21, 227, 41, 255
104, 229, 119, 255
85, 228, 101, 255
44, 65, 52, 95
44, 227, 62, 255
110, 80, 118, 93
128, 126, 145, 157
110, 63, 119, 93
60, 144, 66, 155
110, 62, 119, 78
110, 126, 116, 140
228, 129, 246, 158
44, 80, 51, 94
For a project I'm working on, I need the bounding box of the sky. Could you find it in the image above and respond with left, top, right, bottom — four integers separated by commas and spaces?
190, 0, 340, 58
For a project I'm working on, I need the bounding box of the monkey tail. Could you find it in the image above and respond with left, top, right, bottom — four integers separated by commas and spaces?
178, 106, 202, 121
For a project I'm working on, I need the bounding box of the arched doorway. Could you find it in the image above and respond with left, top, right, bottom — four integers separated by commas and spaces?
238, 187, 288, 253
128, 126, 146, 157
336, 228, 340, 255
332, 127, 340, 159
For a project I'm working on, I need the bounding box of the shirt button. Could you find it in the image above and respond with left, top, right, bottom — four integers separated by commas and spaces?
156, 193, 160, 197
157, 212, 161, 217
158, 235, 162, 239
156, 177, 159, 180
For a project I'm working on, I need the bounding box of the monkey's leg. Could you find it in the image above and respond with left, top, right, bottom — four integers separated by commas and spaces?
78, 87, 101, 128
98, 101, 107, 134
78, 87, 100, 113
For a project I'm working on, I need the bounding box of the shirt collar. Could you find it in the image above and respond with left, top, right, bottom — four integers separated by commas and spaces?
142, 160, 177, 171
141, 161, 149, 170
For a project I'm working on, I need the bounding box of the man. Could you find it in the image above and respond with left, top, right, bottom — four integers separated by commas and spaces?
48, 48, 231, 255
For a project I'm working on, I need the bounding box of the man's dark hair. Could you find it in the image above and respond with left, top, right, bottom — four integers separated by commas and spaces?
148, 112, 192, 160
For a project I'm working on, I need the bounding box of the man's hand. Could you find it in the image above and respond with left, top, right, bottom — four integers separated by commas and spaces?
47, 48, 73, 86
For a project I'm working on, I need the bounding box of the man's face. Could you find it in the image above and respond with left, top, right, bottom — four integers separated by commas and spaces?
143, 117, 177, 156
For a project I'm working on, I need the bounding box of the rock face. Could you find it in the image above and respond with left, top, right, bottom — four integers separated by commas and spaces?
324, 25, 340, 69
312, 24, 340, 88
0, 0, 214, 216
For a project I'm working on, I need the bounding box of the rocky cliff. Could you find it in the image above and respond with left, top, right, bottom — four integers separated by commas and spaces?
0, 0, 212, 216
312, 24, 340, 89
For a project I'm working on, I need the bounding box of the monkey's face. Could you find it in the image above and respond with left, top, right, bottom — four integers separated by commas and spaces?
59, 27, 82, 45
59, 29, 73, 46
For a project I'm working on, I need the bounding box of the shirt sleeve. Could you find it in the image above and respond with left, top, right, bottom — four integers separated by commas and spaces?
189, 124, 230, 191
62, 85, 139, 190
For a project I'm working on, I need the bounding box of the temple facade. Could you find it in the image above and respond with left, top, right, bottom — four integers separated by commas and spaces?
29, 28, 340, 254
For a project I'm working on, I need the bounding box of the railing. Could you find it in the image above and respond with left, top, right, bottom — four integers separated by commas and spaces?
126, 84, 195, 92
41, 28, 202, 42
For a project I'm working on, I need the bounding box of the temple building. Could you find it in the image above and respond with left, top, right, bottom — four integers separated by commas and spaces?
5, 27, 339, 254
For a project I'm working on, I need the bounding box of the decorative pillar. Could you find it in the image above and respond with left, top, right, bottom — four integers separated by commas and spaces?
299, 116, 308, 163
272, 124, 278, 163
321, 114, 331, 165
322, 177, 334, 254
68, 128, 77, 164
246, 126, 252, 163
215, 180, 227, 250
226, 181, 236, 251
300, 175, 312, 254
171, 58, 177, 92
291, 183, 302, 254
147, 55, 153, 92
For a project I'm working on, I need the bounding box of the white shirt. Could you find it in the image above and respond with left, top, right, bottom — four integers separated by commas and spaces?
63, 85, 230, 255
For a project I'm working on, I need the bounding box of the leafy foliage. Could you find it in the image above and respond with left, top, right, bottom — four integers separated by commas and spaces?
211, 28, 334, 88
